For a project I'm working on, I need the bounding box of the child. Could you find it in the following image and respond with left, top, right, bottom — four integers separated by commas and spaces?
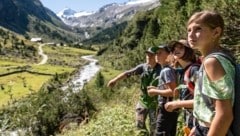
147, 45, 178, 136
164, 39, 200, 135
107, 47, 161, 136
187, 10, 235, 136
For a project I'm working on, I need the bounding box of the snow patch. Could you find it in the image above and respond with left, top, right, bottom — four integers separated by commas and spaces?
126, 0, 157, 5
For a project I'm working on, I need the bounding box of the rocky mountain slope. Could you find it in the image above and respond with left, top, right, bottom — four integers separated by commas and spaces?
0, 0, 78, 43
57, 0, 160, 28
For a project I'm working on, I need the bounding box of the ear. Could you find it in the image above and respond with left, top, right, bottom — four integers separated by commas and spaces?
213, 27, 222, 38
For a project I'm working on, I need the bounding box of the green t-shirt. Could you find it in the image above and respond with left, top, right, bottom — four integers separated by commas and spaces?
193, 55, 235, 123
126, 63, 161, 109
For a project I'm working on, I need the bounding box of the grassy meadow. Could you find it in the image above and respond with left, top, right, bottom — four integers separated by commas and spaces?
0, 45, 96, 108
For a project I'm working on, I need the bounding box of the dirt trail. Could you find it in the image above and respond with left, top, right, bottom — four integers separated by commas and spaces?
36, 43, 48, 65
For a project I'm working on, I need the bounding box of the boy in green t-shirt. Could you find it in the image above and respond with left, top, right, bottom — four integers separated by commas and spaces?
107, 46, 161, 136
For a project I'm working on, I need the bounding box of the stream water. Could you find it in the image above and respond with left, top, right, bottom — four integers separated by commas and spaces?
63, 55, 101, 91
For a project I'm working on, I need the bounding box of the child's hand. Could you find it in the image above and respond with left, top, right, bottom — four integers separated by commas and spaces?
147, 87, 157, 97
147, 86, 157, 90
188, 127, 196, 136
107, 79, 116, 88
164, 101, 178, 112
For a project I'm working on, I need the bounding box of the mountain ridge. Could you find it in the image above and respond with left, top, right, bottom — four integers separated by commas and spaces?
0, 0, 79, 43
57, 0, 160, 28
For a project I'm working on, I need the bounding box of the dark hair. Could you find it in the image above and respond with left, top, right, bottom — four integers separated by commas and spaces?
181, 46, 196, 62
170, 41, 196, 63
187, 10, 224, 36
172, 46, 196, 68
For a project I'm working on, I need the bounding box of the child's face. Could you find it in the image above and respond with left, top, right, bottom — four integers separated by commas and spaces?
172, 44, 185, 60
187, 22, 216, 51
146, 53, 156, 64
155, 49, 169, 64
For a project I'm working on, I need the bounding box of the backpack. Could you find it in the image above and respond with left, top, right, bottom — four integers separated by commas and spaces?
184, 63, 200, 95
198, 52, 240, 136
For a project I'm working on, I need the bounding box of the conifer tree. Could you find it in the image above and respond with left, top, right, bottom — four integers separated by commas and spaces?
95, 71, 104, 88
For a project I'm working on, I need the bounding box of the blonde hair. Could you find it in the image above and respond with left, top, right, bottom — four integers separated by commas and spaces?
187, 10, 224, 36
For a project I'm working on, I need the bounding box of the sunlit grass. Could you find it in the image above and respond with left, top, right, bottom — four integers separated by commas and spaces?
42, 45, 96, 66
0, 72, 52, 107
0, 46, 95, 108
0, 60, 24, 73
31, 64, 74, 74
43, 46, 96, 56
0, 63, 74, 108
0, 60, 25, 67
59, 104, 137, 136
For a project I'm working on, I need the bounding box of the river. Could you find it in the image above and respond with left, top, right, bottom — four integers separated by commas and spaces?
63, 55, 101, 91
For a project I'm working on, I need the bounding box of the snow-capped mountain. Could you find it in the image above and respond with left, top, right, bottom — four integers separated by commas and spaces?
57, 0, 160, 28
57, 8, 94, 19
127, 0, 157, 5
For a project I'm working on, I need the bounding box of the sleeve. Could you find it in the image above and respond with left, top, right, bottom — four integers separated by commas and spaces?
125, 64, 144, 77
202, 56, 235, 100
162, 67, 176, 84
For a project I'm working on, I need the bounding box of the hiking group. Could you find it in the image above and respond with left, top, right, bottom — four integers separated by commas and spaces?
107, 10, 239, 136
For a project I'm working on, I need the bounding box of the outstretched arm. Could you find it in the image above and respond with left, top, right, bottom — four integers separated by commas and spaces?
107, 72, 128, 88
107, 64, 144, 88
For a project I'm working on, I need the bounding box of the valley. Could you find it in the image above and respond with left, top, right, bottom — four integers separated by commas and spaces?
0, 0, 239, 135
0, 43, 96, 107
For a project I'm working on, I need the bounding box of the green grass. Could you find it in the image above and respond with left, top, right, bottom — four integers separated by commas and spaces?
0, 72, 52, 107
0, 60, 25, 66
59, 104, 137, 136
0, 46, 96, 108
31, 64, 74, 74
58, 82, 140, 136
42, 45, 96, 67
0, 60, 26, 73
43, 46, 95, 55
0, 63, 72, 108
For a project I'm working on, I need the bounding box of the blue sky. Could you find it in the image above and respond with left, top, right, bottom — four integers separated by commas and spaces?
40, 0, 129, 13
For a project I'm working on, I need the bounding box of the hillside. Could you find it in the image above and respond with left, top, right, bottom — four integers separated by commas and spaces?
0, 26, 40, 63
82, 21, 128, 45
0, 0, 79, 43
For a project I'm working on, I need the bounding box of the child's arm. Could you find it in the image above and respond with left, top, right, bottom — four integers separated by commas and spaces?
165, 100, 193, 112
147, 81, 176, 97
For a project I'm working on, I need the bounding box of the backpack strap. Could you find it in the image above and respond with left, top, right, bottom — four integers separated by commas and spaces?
198, 52, 236, 112
184, 63, 200, 95
210, 52, 236, 66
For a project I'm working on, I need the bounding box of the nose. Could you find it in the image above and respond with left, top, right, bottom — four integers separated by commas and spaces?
188, 30, 195, 43
188, 29, 193, 39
